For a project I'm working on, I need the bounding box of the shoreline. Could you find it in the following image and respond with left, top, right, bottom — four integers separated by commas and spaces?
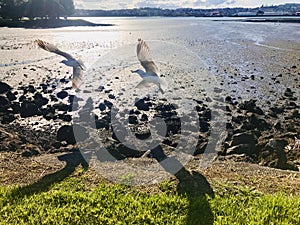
0, 18, 114, 29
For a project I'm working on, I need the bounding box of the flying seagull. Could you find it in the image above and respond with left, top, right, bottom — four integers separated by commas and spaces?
35, 39, 85, 89
131, 38, 166, 94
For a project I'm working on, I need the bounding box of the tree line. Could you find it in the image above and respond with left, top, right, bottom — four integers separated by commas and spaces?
0, 0, 74, 20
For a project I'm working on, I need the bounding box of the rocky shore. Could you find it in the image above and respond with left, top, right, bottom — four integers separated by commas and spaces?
1, 76, 299, 171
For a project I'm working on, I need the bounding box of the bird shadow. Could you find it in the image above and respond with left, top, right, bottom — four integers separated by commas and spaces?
8, 146, 214, 224
151, 146, 214, 225
9, 151, 88, 199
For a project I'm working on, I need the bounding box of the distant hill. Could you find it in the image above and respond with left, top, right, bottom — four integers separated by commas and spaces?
74, 3, 300, 17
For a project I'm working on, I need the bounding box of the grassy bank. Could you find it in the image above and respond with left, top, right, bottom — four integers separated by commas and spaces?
0, 174, 299, 225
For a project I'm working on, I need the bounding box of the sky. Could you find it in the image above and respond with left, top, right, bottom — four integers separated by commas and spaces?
74, 0, 300, 10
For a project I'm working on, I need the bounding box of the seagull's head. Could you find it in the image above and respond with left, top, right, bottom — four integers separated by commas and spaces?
60, 59, 69, 66
131, 69, 145, 76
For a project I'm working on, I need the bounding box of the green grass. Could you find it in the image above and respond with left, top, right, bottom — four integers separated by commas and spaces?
0, 177, 299, 225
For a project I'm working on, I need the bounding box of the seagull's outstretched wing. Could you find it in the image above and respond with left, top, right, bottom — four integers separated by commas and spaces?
137, 38, 159, 76
35, 39, 74, 60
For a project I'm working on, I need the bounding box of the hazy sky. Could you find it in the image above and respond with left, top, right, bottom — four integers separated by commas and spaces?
74, 0, 300, 9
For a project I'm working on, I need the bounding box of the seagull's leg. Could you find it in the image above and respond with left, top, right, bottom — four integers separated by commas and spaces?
158, 84, 164, 94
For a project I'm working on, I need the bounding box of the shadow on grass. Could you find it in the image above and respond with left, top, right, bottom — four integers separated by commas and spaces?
151, 146, 214, 225
9, 145, 214, 224
11, 151, 88, 198
0, 18, 114, 29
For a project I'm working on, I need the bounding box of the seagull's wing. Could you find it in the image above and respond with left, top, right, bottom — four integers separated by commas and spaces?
35, 39, 74, 60
72, 65, 84, 89
137, 39, 159, 76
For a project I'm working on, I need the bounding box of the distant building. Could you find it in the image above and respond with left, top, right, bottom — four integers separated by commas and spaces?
263, 11, 291, 16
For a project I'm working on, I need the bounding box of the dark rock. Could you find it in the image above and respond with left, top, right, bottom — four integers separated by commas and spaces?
226, 144, 253, 155
194, 140, 208, 155
200, 121, 210, 132
43, 112, 57, 120
0, 81, 12, 94
60, 78, 68, 83
1, 114, 15, 124
6, 91, 16, 101
248, 113, 271, 131
270, 106, 284, 114
33, 93, 48, 108
10, 102, 20, 114
239, 99, 264, 115
54, 103, 70, 112
28, 85, 36, 93
202, 109, 212, 121
20, 100, 39, 118
108, 94, 115, 99
232, 115, 246, 124
18, 95, 26, 102
96, 85, 104, 92
112, 144, 143, 159
140, 114, 148, 121
225, 96, 233, 103
61, 114, 72, 122
231, 132, 257, 147
135, 99, 150, 111
128, 115, 138, 124
50, 95, 58, 102
284, 88, 293, 98
41, 106, 55, 117
22, 149, 40, 157
52, 141, 61, 149
0, 96, 10, 109
98, 103, 106, 111
57, 124, 88, 145
104, 100, 113, 109
57, 90, 68, 99
135, 132, 151, 140
165, 117, 181, 135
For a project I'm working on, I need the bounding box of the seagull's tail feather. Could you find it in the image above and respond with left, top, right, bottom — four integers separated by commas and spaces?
35, 39, 50, 52
72, 77, 82, 90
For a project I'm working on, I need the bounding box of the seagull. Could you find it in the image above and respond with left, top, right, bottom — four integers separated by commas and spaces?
131, 38, 166, 94
35, 39, 85, 89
